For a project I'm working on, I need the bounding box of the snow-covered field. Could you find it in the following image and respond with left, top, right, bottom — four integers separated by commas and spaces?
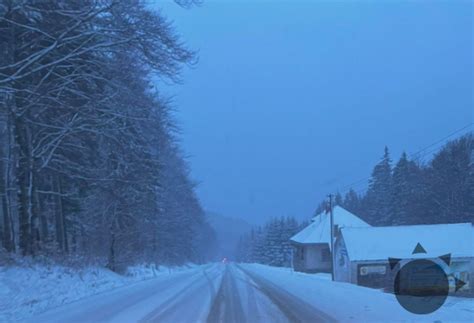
0, 262, 201, 322
240, 263, 474, 322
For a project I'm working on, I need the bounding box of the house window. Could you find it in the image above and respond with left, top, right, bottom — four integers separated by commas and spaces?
321, 248, 330, 262
300, 248, 305, 260
338, 253, 345, 266
360, 265, 386, 276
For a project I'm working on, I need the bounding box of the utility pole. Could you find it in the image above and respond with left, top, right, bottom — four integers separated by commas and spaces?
328, 193, 335, 281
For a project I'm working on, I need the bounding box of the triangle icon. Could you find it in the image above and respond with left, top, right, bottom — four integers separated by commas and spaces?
455, 277, 466, 292
412, 243, 427, 254
388, 257, 401, 270
439, 254, 451, 266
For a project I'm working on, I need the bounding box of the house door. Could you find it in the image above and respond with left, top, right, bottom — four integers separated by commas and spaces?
335, 248, 350, 282
305, 247, 319, 269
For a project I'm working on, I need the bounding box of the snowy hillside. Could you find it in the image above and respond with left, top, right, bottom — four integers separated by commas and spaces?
207, 212, 252, 259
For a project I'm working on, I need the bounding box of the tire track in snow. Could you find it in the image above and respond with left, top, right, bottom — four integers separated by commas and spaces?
238, 265, 336, 323
139, 264, 223, 322
207, 265, 245, 323
233, 265, 288, 323
208, 264, 290, 323
27, 264, 215, 323
241, 267, 260, 319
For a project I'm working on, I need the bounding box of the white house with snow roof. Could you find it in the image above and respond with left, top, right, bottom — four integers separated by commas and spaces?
290, 206, 370, 273
334, 222, 474, 292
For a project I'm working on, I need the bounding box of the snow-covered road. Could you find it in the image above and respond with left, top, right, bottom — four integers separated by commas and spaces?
208, 264, 293, 323
22, 263, 473, 323
25, 264, 221, 323
25, 263, 334, 323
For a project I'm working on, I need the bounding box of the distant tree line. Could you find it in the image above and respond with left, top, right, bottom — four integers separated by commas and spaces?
235, 216, 306, 267
317, 133, 474, 226
0, 0, 216, 270
237, 134, 472, 268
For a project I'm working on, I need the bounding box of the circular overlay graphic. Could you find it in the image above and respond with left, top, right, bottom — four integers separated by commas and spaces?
394, 259, 449, 314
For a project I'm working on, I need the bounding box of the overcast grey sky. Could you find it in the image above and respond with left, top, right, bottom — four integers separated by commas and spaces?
155, 0, 473, 224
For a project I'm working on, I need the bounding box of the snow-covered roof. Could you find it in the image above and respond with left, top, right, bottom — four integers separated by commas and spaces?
341, 223, 474, 261
290, 206, 370, 247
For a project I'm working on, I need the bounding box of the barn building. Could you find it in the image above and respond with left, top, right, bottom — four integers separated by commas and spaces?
334, 222, 474, 293
290, 206, 370, 273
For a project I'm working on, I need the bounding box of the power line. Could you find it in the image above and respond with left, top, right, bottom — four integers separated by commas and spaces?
336, 176, 370, 194
331, 122, 474, 198
411, 123, 473, 161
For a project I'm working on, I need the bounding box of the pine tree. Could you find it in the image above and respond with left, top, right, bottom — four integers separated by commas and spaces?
262, 219, 278, 265
251, 226, 265, 263
237, 216, 301, 267
390, 152, 426, 225
363, 146, 393, 225
281, 216, 299, 266
343, 189, 361, 215
425, 134, 474, 223
334, 192, 343, 206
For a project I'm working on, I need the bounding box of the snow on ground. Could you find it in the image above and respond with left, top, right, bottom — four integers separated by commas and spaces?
0, 261, 200, 322
26, 263, 223, 323
3, 261, 473, 322
240, 263, 474, 322
135, 263, 223, 323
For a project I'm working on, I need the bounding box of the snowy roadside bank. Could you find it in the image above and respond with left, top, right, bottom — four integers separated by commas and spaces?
0, 262, 198, 322
240, 263, 474, 322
